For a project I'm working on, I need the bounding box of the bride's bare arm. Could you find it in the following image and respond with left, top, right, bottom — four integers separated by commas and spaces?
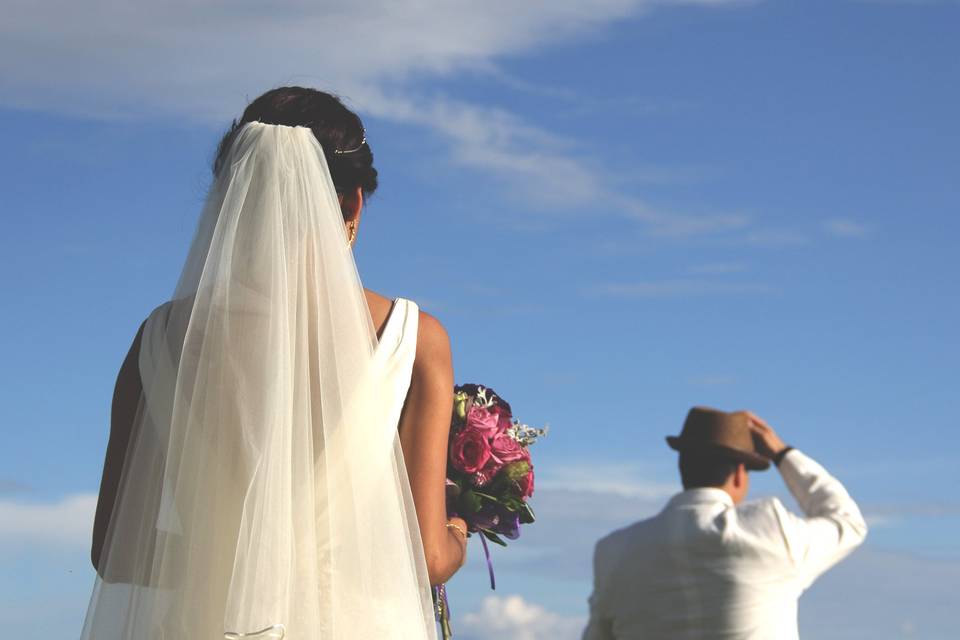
397, 311, 467, 585
91, 321, 145, 573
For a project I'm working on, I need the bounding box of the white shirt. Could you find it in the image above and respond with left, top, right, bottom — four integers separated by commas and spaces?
583, 450, 867, 639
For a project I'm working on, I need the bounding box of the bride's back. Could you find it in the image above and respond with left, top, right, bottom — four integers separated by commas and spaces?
85, 87, 465, 639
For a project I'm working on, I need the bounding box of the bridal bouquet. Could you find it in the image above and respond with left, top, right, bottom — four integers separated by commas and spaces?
435, 383, 546, 638
446, 384, 544, 543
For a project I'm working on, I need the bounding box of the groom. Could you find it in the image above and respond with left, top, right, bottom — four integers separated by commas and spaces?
583, 407, 867, 639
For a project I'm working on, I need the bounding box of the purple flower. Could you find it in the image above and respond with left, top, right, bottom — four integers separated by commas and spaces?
467, 502, 520, 540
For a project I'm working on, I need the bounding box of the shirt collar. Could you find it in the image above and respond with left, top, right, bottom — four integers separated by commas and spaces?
666, 487, 735, 509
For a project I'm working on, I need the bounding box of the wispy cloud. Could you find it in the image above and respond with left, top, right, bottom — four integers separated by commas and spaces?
687, 262, 748, 275
0, 0, 751, 124
823, 218, 870, 238
593, 279, 774, 297
742, 229, 810, 247
861, 501, 960, 527
538, 463, 678, 499
355, 88, 751, 234
0, 0, 759, 236
0, 493, 96, 548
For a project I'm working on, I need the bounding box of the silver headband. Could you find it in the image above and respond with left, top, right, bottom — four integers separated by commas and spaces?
333, 131, 367, 155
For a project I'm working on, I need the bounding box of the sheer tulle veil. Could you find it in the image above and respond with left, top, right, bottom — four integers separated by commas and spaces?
81, 122, 438, 639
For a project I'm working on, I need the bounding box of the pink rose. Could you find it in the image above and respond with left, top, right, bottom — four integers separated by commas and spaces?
490, 403, 513, 433
517, 467, 535, 498
466, 405, 500, 436
450, 427, 492, 474
490, 432, 525, 463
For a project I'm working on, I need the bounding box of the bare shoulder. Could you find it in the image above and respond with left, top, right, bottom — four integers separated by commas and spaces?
398, 306, 453, 441
410, 307, 453, 393
415, 308, 451, 362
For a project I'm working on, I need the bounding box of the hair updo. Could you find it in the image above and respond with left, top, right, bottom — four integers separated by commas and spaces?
213, 87, 378, 200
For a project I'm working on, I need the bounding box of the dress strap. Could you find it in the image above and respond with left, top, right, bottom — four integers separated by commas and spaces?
376, 298, 419, 362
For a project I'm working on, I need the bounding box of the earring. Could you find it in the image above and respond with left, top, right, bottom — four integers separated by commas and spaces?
348, 222, 358, 246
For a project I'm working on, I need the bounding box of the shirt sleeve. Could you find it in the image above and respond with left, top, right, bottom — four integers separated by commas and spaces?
582, 541, 616, 640
773, 449, 868, 589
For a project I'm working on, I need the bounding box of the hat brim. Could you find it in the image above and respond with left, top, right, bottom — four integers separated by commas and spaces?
666, 436, 771, 471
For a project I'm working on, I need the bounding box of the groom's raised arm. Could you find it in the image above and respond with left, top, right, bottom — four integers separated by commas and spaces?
748, 411, 868, 588
773, 448, 868, 587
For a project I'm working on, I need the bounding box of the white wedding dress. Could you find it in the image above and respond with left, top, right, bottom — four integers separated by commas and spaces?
81, 123, 438, 639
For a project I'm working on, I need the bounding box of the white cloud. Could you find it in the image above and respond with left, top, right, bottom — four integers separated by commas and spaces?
823, 218, 870, 238
538, 464, 677, 499
0, 0, 735, 121
863, 513, 899, 528
458, 595, 586, 640
644, 211, 753, 237
0, 493, 96, 548
353, 88, 753, 233
0, 0, 757, 236
355, 88, 608, 209
861, 501, 960, 524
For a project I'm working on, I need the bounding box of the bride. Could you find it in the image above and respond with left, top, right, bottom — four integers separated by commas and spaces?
82, 87, 467, 639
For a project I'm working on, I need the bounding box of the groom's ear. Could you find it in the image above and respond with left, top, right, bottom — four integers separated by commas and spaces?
338, 186, 364, 223
733, 463, 748, 488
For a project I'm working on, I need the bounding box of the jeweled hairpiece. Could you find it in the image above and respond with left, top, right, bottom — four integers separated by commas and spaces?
333, 130, 367, 154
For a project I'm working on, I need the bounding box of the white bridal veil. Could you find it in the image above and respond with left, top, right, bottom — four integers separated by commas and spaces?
81, 122, 437, 639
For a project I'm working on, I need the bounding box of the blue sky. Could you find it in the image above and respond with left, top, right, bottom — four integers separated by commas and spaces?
1, 0, 958, 637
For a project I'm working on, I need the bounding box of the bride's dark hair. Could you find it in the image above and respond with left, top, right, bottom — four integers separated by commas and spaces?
213, 87, 378, 199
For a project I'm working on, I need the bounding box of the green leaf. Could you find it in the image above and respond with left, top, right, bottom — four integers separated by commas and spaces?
519, 502, 536, 524
500, 496, 524, 512
460, 490, 482, 513
481, 529, 508, 547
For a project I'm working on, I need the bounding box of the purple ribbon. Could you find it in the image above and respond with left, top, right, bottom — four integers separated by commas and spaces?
479, 533, 496, 590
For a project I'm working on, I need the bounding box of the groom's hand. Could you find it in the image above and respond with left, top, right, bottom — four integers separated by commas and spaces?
745, 412, 788, 460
